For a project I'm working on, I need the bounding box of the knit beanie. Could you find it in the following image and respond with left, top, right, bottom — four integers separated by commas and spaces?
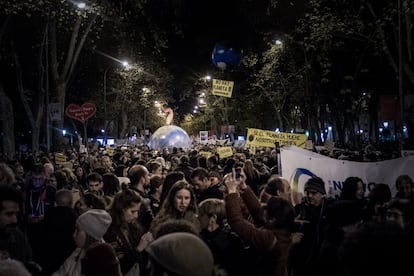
81, 243, 120, 276
0, 259, 31, 276
76, 209, 112, 241
145, 232, 214, 276
304, 176, 326, 194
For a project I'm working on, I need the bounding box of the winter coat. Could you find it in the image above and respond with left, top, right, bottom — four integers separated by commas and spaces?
52, 248, 84, 276
225, 187, 293, 276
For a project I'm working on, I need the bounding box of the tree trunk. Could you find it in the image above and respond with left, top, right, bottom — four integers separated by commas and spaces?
0, 83, 15, 159
119, 107, 128, 138
13, 34, 44, 155
51, 82, 66, 151
49, 13, 97, 151
0, 17, 15, 159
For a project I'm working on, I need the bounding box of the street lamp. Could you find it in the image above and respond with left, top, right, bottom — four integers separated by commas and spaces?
397, 0, 404, 150
77, 2, 86, 9
69, 0, 89, 9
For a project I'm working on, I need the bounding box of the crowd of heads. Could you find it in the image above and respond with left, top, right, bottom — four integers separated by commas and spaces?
0, 144, 413, 276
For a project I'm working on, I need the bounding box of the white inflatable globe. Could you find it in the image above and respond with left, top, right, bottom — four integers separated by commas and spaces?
149, 125, 192, 150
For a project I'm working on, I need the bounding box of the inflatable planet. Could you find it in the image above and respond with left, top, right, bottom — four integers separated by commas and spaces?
212, 42, 243, 70
148, 125, 192, 150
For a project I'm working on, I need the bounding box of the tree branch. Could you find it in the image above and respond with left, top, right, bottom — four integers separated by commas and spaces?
62, 16, 82, 81
13, 42, 35, 128
404, 1, 413, 62
36, 23, 47, 126
0, 16, 10, 45
66, 13, 97, 82
49, 19, 59, 82
366, 2, 398, 73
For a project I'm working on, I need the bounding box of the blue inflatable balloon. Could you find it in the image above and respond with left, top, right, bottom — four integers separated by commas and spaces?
148, 125, 192, 150
212, 42, 243, 70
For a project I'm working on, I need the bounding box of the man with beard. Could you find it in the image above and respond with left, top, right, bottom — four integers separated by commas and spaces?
0, 185, 32, 263
289, 176, 331, 276
128, 164, 153, 231
191, 167, 224, 203
85, 172, 105, 197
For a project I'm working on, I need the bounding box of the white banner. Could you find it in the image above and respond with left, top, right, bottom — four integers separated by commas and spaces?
280, 146, 414, 197
199, 131, 209, 144
49, 102, 61, 121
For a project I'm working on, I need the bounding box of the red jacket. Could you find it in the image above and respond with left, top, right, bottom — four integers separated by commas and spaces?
225, 187, 293, 276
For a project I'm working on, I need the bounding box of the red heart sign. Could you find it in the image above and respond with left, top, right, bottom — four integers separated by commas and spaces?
65, 102, 97, 123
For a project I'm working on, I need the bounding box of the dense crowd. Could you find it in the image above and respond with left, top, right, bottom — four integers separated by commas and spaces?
0, 144, 413, 276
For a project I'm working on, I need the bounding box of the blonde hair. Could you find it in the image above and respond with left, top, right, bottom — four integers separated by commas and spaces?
243, 159, 258, 178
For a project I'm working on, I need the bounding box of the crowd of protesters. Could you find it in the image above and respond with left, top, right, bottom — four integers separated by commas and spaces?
0, 142, 413, 276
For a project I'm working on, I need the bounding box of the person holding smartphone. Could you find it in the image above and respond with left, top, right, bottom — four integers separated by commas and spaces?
223, 169, 302, 276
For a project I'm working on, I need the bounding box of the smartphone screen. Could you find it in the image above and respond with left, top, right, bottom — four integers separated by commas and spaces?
235, 167, 241, 179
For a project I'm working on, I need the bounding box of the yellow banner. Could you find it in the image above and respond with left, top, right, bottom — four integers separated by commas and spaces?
246, 128, 307, 148
106, 146, 114, 156
212, 79, 234, 98
199, 151, 212, 158
55, 153, 67, 165
217, 146, 233, 159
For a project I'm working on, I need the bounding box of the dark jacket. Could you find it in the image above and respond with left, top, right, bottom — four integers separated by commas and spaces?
290, 198, 331, 276
104, 223, 144, 275
197, 184, 224, 204
200, 224, 247, 276
0, 227, 32, 263
39, 206, 78, 275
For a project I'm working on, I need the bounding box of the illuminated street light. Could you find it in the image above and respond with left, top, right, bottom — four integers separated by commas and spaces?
99, 52, 130, 145
69, 0, 88, 9
77, 2, 86, 9
275, 39, 283, 45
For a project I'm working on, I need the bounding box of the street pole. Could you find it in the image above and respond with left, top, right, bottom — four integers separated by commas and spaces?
94, 50, 129, 145
398, 0, 404, 151
103, 67, 109, 146
46, 24, 51, 152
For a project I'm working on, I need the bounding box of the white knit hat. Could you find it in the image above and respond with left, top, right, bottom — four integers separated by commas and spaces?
76, 209, 112, 241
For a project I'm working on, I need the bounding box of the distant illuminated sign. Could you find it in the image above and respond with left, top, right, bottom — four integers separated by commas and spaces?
212, 79, 234, 98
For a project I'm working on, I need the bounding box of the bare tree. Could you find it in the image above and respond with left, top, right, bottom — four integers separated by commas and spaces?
0, 16, 15, 158
49, 11, 97, 150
